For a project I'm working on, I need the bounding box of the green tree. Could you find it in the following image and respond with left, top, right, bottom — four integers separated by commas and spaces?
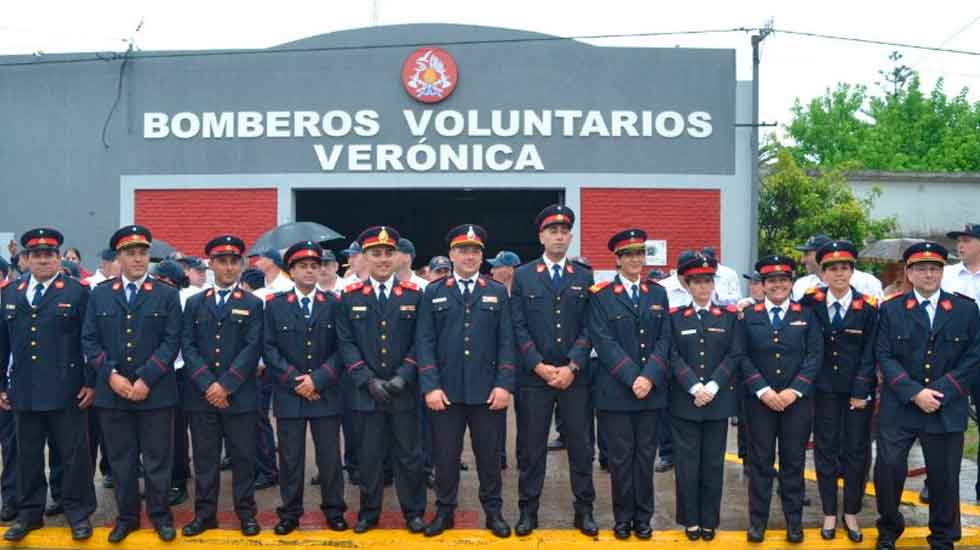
784, 52, 980, 171
759, 149, 896, 266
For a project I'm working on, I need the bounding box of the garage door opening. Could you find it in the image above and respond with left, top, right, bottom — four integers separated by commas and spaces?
294, 188, 563, 270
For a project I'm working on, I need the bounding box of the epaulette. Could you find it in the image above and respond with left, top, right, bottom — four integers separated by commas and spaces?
789, 302, 802, 313
752, 302, 765, 312
399, 280, 420, 291
97, 277, 119, 286
954, 292, 976, 303
344, 280, 365, 293
805, 286, 826, 301
725, 304, 738, 313
264, 293, 276, 302
589, 281, 611, 294
882, 291, 903, 303
860, 294, 878, 308
669, 306, 680, 315
571, 259, 593, 271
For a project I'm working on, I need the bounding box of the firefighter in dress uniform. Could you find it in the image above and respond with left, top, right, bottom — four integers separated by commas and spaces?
740, 255, 822, 544
588, 228, 671, 541
667, 251, 744, 541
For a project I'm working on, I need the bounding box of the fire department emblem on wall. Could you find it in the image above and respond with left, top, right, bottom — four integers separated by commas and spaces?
402, 47, 458, 103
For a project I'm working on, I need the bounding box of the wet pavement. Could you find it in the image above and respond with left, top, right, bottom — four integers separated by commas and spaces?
14, 408, 980, 532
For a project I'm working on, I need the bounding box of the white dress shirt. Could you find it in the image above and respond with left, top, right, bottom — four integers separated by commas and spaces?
370, 275, 396, 301
914, 289, 939, 326
26, 274, 56, 303
942, 262, 980, 310
826, 288, 853, 319
756, 298, 802, 399
453, 272, 479, 296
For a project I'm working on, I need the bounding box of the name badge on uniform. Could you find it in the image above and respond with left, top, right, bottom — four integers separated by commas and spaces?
400, 305, 416, 312
231, 308, 250, 316
707, 327, 726, 333
680, 329, 697, 336
57, 303, 72, 308
844, 328, 863, 335
4, 304, 15, 310
650, 304, 663, 311
789, 320, 807, 326
482, 296, 498, 304
431, 297, 447, 304
570, 285, 583, 291
352, 306, 368, 312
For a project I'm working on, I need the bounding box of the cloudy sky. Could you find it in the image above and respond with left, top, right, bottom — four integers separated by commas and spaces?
2, 0, 977, 140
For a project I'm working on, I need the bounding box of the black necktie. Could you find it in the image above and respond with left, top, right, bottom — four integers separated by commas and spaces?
301, 296, 311, 319
551, 264, 562, 291
921, 300, 933, 328
630, 284, 639, 306
462, 279, 472, 302
378, 283, 388, 309
831, 302, 844, 329
126, 282, 137, 306
31, 283, 44, 307
217, 289, 230, 311
696, 308, 704, 321
771, 306, 783, 329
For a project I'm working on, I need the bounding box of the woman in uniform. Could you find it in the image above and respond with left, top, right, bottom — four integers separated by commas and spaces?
588, 229, 671, 540
740, 255, 823, 544
799, 240, 876, 542
668, 252, 744, 541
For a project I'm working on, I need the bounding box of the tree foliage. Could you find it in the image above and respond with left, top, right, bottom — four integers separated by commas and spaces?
759, 149, 896, 261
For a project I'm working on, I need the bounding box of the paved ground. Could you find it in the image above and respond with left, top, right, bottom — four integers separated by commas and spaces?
7, 408, 980, 548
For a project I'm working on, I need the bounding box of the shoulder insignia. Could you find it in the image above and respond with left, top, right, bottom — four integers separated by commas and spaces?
882, 292, 903, 303
392, 286, 403, 297
16, 281, 26, 292
669, 306, 680, 315
232, 290, 243, 300
477, 276, 488, 287
205, 289, 214, 297
361, 285, 372, 296
863, 295, 878, 308
640, 284, 649, 293
315, 291, 326, 303
286, 293, 296, 304
565, 263, 574, 274
613, 284, 624, 294
725, 304, 738, 313
589, 281, 610, 294
753, 303, 765, 312
345, 281, 364, 293
954, 292, 976, 303
264, 293, 276, 302
940, 299, 953, 311
142, 282, 153, 292
905, 298, 916, 310
0, 279, 7, 290
711, 307, 722, 316
399, 280, 419, 291
536, 263, 546, 273
53, 279, 65, 290
851, 299, 864, 311
112, 281, 121, 291
789, 302, 801, 313
683, 308, 694, 318
445, 277, 456, 287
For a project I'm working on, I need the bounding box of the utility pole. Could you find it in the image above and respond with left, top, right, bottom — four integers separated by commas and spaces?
749, 19, 773, 263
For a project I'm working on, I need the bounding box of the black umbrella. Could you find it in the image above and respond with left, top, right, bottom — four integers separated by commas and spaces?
248, 222, 344, 255
149, 239, 177, 262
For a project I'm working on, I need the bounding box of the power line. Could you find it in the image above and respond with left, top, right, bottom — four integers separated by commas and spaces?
771, 28, 980, 56
0, 27, 754, 67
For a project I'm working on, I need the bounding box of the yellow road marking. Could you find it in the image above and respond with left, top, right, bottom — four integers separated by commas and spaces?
724, 452, 980, 516
4, 526, 979, 550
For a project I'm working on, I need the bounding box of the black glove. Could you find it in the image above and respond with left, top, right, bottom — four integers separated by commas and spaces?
367, 378, 391, 404
383, 376, 407, 395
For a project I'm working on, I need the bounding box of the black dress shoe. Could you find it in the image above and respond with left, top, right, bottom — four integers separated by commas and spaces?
846, 526, 863, 543
44, 500, 64, 516
406, 516, 426, 533
459, 462, 469, 471
547, 438, 565, 451
485, 513, 511, 538
4, 520, 42, 541
574, 512, 599, 536
425, 471, 435, 488
353, 518, 377, 533
747, 525, 766, 543
701, 528, 716, 541
255, 476, 277, 490
108, 522, 138, 543
802, 495, 812, 506
71, 519, 93, 541
384, 472, 395, 486
919, 485, 929, 504
613, 522, 631, 540
515, 510, 537, 536
685, 527, 701, 541
102, 475, 114, 489
241, 517, 261, 536
182, 517, 217, 537
348, 470, 361, 486
168, 485, 188, 506
787, 525, 804, 543
327, 516, 349, 531
599, 461, 609, 472
220, 456, 232, 470
311, 472, 321, 485
875, 538, 896, 550
275, 518, 299, 535
0, 506, 16, 522
424, 512, 454, 537
156, 523, 177, 542
654, 458, 674, 473
633, 522, 652, 540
